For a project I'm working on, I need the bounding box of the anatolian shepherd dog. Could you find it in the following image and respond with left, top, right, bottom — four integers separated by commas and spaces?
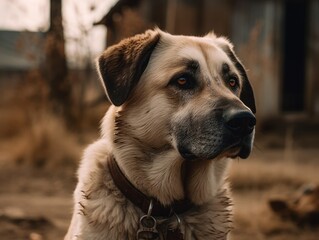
65, 28, 256, 240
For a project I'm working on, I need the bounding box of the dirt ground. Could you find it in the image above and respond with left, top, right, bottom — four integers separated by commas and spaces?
0, 164, 75, 240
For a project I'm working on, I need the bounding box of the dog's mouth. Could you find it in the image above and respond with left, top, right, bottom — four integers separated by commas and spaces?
223, 146, 241, 159
223, 142, 251, 159
178, 138, 253, 161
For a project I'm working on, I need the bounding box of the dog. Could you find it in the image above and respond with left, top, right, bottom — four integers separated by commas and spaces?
65, 28, 256, 240
269, 184, 319, 227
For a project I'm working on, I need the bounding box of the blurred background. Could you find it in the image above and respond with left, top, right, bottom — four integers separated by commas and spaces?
0, 0, 318, 239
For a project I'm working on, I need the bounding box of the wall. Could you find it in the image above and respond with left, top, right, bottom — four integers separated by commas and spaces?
307, 0, 319, 115
231, 1, 282, 119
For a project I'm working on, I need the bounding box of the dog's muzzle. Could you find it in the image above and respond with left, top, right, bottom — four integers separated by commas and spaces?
174, 106, 256, 161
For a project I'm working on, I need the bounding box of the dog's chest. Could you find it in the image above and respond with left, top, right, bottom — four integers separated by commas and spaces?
80, 190, 231, 240
77, 154, 232, 240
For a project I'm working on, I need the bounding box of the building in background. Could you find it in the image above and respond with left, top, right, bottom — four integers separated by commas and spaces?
0, 30, 46, 87
0, 31, 45, 71
95, 0, 319, 121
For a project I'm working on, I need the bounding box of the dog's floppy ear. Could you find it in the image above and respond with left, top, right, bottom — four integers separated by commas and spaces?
97, 30, 160, 106
240, 73, 256, 114
235, 57, 256, 114
222, 45, 256, 114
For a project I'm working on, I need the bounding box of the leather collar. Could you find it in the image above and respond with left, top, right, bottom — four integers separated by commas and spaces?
108, 157, 194, 218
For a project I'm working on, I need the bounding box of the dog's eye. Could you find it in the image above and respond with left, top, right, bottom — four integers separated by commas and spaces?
171, 75, 196, 90
228, 77, 239, 89
177, 78, 187, 86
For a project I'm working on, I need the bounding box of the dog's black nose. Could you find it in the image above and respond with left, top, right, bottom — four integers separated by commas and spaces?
224, 109, 256, 136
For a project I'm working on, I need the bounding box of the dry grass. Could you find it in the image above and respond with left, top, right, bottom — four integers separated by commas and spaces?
0, 111, 82, 168
0, 79, 106, 169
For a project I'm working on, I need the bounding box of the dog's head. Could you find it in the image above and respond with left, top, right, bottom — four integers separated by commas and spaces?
97, 29, 256, 161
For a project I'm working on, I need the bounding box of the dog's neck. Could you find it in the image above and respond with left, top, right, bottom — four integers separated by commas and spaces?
102, 106, 231, 206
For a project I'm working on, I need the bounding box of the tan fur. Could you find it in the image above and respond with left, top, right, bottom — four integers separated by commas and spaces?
65, 29, 255, 240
